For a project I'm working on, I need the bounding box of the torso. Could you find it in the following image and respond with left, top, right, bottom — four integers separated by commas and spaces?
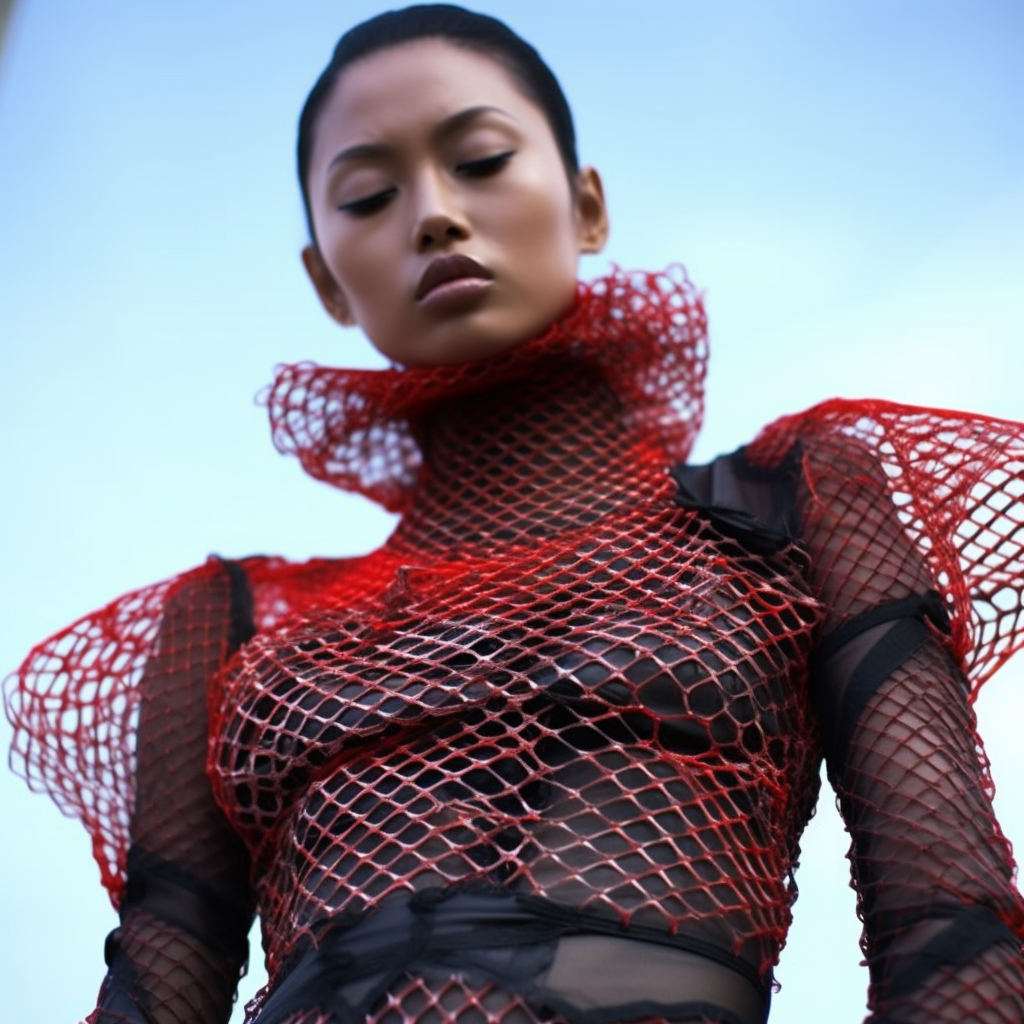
211, 450, 822, 987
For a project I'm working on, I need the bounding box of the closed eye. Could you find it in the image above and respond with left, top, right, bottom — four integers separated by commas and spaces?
456, 151, 514, 177
338, 187, 397, 216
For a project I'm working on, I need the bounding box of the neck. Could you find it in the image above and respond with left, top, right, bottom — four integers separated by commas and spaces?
388, 362, 660, 557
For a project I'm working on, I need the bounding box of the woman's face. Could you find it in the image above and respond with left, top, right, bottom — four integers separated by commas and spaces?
302, 39, 608, 367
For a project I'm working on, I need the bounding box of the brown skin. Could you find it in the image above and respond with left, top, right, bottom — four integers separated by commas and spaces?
301, 38, 609, 367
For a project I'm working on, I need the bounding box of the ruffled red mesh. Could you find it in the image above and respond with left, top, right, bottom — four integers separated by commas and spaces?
751, 415, 1024, 1021
6, 268, 1024, 1024
747, 399, 1024, 690
263, 266, 707, 512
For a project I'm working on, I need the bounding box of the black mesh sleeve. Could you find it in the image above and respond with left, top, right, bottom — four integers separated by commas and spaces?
799, 438, 1024, 1022
88, 561, 256, 1024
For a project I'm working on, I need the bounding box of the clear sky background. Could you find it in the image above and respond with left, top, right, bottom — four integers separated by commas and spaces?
1, 2, 1022, 1022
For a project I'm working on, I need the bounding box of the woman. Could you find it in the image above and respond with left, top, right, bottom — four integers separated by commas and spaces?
5, 5, 1024, 1024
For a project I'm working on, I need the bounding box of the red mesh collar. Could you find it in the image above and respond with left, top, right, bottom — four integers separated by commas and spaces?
263, 266, 708, 512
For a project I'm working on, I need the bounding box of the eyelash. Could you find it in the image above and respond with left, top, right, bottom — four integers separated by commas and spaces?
338, 188, 397, 217
337, 151, 515, 216
456, 150, 515, 177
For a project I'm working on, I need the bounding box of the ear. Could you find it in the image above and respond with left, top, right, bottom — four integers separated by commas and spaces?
301, 245, 356, 327
573, 166, 609, 255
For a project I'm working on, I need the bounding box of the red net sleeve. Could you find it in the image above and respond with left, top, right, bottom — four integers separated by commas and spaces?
751, 400, 1024, 1021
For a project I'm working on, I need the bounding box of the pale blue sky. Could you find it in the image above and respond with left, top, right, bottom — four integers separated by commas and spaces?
1, 2, 1022, 1022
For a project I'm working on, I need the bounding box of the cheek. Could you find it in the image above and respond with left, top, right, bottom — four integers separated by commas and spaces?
498, 181, 579, 270
329, 228, 403, 324
495, 191, 580, 332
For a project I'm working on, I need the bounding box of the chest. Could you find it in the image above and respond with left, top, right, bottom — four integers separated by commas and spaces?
212, 505, 820, 837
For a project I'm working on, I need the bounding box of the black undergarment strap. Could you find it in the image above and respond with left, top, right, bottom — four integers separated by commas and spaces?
813, 591, 954, 775
671, 444, 802, 556
886, 905, 1019, 999
815, 590, 950, 663
256, 886, 769, 1024
519, 892, 767, 994
211, 555, 257, 652
118, 844, 251, 963
96, 938, 154, 1024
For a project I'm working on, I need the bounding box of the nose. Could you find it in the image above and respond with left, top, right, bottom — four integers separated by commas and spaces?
412, 173, 470, 252
417, 217, 468, 252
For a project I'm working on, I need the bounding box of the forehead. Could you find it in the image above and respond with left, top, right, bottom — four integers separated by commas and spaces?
310, 38, 544, 155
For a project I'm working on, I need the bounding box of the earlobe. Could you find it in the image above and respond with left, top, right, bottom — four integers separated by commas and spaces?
301, 245, 356, 327
574, 167, 610, 255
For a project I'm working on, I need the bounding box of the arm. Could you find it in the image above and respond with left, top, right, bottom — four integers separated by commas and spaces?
92, 562, 255, 1024
799, 439, 1024, 1023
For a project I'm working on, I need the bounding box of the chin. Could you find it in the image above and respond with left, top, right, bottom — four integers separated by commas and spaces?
407, 320, 538, 368
409, 339, 521, 368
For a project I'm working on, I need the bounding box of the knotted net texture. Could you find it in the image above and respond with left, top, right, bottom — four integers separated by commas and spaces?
263, 267, 707, 513
748, 402, 1024, 1021
6, 268, 1024, 1024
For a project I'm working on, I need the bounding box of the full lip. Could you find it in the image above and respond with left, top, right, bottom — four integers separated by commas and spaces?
415, 253, 494, 302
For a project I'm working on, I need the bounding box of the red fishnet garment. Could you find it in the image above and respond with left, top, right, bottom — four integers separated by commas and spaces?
749, 403, 1024, 1021
6, 271, 1024, 1024
217, 401, 820, 1020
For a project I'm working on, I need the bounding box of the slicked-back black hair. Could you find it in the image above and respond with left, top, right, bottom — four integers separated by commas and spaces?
297, 4, 579, 240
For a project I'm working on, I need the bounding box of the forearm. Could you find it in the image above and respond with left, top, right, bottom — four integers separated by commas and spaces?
91, 563, 257, 1024
787, 428, 1024, 1018
93, 905, 248, 1024
830, 641, 1024, 1021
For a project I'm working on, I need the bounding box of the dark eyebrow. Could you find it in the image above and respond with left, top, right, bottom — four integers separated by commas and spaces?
327, 105, 515, 172
435, 104, 515, 140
